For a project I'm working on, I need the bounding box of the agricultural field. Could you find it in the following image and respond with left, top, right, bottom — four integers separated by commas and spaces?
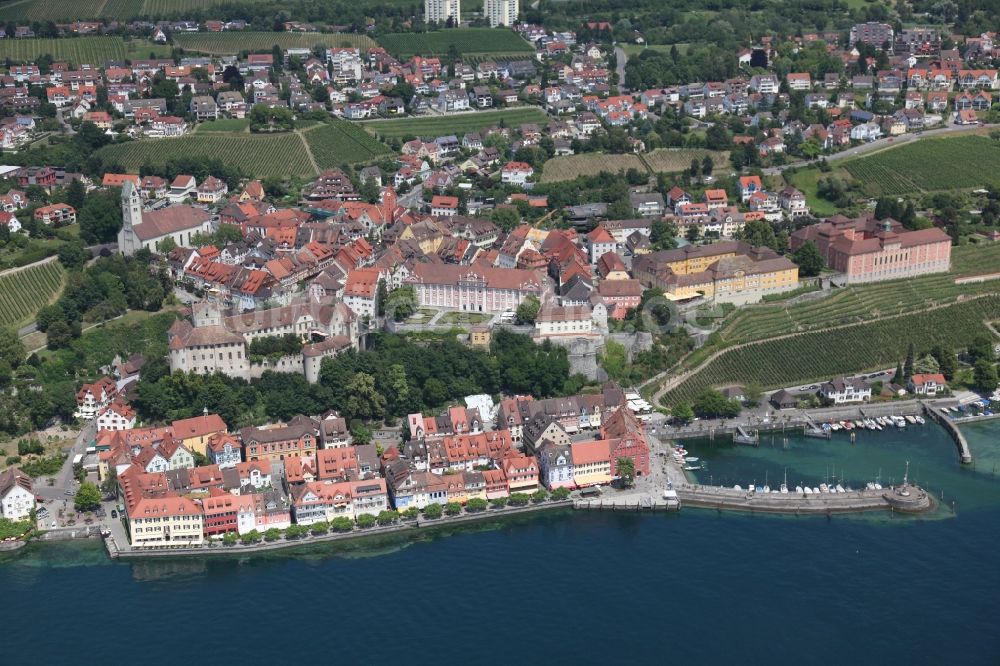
643, 148, 729, 174
377, 29, 534, 58
193, 118, 250, 133
174, 32, 376, 55
0, 36, 127, 64
0, 259, 65, 329
361, 107, 548, 140
717, 273, 987, 344
951, 242, 1000, 277
663, 296, 1000, 406
540, 153, 646, 183
303, 121, 392, 168
96, 134, 317, 178
0, 0, 272, 21
844, 135, 1000, 195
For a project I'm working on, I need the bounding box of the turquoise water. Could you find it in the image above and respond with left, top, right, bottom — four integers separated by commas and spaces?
2, 421, 999, 665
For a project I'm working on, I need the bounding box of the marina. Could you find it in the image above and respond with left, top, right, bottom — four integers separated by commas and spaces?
674, 481, 932, 514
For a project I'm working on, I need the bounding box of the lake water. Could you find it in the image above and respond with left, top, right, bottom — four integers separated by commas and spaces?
2, 420, 999, 665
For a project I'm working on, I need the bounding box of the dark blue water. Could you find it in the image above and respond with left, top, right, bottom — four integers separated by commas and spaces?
2, 421, 999, 665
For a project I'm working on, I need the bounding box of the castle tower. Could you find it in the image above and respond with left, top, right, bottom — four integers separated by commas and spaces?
192, 300, 222, 328
118, 180, 143, 256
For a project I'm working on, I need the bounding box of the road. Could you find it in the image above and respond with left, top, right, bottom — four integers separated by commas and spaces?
614, 45, 628, 93
33, 419, 97, 502
399, 182, 424, 209
763, 119, 995, 175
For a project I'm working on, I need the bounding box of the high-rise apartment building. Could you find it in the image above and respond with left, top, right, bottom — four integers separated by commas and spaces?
426, 0, 461, 24
485, 0, 518, 27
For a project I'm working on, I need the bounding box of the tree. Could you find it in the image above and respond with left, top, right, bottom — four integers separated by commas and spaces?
508, 492, 530, 506
423, 503, 443, 519
359, 177, 380, 204
466, 498, 488, 512
531, 488, 549, 503
650, 218, 678, 250
489, 497, 508, 508
904, 342, 916, 381
894, 360, 903, 382
685, 224, 700, 243
689, 158, 700, 177
375, 279, 388, 316
402, 507, 420, 519
264, 528, 282, 542
744, 382, 763, 407
967, 335, 995, 363
515, 294, 541, 324
344, 372, 386, 422
491, 206, 520, 232
387, 285, 418, 322
223, 531, 238, 545
931, 345, 958, 381
66, 178, 86, 210
310, 522, 329, 535
973, 359, 998, 393
284, 524, 308, 539
376, 510, 398, 525
78, 190, 122, 244
331, 516, 354, 532
792, 240, 825, 277
74, 482, 101, 511
46, 317, 75, 349
242, 529, 263, 543
616, 457, 636, 488
0, 328, 23, 370
551, 486, 571, 500
57, 241, 89, 270
444, 502, 462, 516
356, 513, 376, 528
692, 387, 741, 418
672, 401, 694, 424
701, 155, 714, 177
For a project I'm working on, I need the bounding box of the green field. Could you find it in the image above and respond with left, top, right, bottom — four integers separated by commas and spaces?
0, 0, 272, 21
784, 167, 841, 216
621, 43, 690, 58
174, 31, 376, 55
96, 134, 318, 178
0, 259, 65, 329
844, 135, 1000, 196
377, 28, 534, 58
0, 36, 128, 64
303, 121, 393, 168
362, 107, 549, 139
663, 296, 1000, 406
716, 273, 994, 345
952, 242, 1000, 276
193, 118, 250, 133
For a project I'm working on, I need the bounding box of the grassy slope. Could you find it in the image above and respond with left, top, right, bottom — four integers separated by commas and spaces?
361, 107, 549, 139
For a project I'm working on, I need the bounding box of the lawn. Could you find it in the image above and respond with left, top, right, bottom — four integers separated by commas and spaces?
843, 135, 1000, 195
540, 153, 646, 183
174, 31, 376, 55
303, 121, 393, 167
406, 308, 437, 324
0, 258, 65, 329
784, 167, 841, 216
438, 311, 492, 324
361, 107, 549, 140
377, 28, 534, 58
96, 133, 318, 178
193, 118, 249, 133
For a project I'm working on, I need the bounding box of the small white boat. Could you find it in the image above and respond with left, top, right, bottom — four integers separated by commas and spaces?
905, 415, 917, 424
838, 421, 848, 429
915, 415, 926, 425
804, 486, 813, 494
835, 484, 845, 493
683, 465, 702, 471
763, 485, 771, 494
866, 482, 875, 490
684, 456, 700, 463
734, 485, 742, 491
874, 483, 882, 490
812, 487, 820, 494
780, 484, 789, 494
819, 483, 829, 493
830, 423, 841, 431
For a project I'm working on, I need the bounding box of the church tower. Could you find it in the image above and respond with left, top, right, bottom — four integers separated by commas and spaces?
118, 180, 143, 256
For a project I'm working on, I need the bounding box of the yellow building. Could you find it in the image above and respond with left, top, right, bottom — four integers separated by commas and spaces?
170, 413, 228, 457
469, 325, 491, 348
569, 440, 613, 487
127, 496, 204, 548
634, 241, 799, 305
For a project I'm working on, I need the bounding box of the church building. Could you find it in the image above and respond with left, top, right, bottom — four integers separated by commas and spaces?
118, 180, 214, 256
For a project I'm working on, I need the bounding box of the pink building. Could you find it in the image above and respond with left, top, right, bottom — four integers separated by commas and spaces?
790, 215, 951, 284
405, 264, 544, 313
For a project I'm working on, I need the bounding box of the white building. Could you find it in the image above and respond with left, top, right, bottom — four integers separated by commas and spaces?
96, 402, 136, 431
820, 377, 872, 404
118, 180, 214, 256
0, 467, 35, 521
485, 0, 518, 27
534, 305, 598, 338
426, 0, 461, 24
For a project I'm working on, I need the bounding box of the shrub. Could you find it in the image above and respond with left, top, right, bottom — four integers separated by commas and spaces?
423, 503, 443, 519
444, 502, 462, 516
376, 510, 398, 526
331, 516, 354, 532
508, 493, 530, 506
356, 513, 376, 528
551, 487, 571, 500
310, 522, 329, 536
466, 498, 488, 512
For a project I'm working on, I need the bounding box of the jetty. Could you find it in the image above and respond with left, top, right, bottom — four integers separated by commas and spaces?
574, 492, 680, 512
923, 404, 973, 464
733, 425, 759, 446
675, 482, 932, 515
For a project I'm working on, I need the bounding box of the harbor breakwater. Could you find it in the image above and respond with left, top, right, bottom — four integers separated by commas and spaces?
675, 483, 933, 514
